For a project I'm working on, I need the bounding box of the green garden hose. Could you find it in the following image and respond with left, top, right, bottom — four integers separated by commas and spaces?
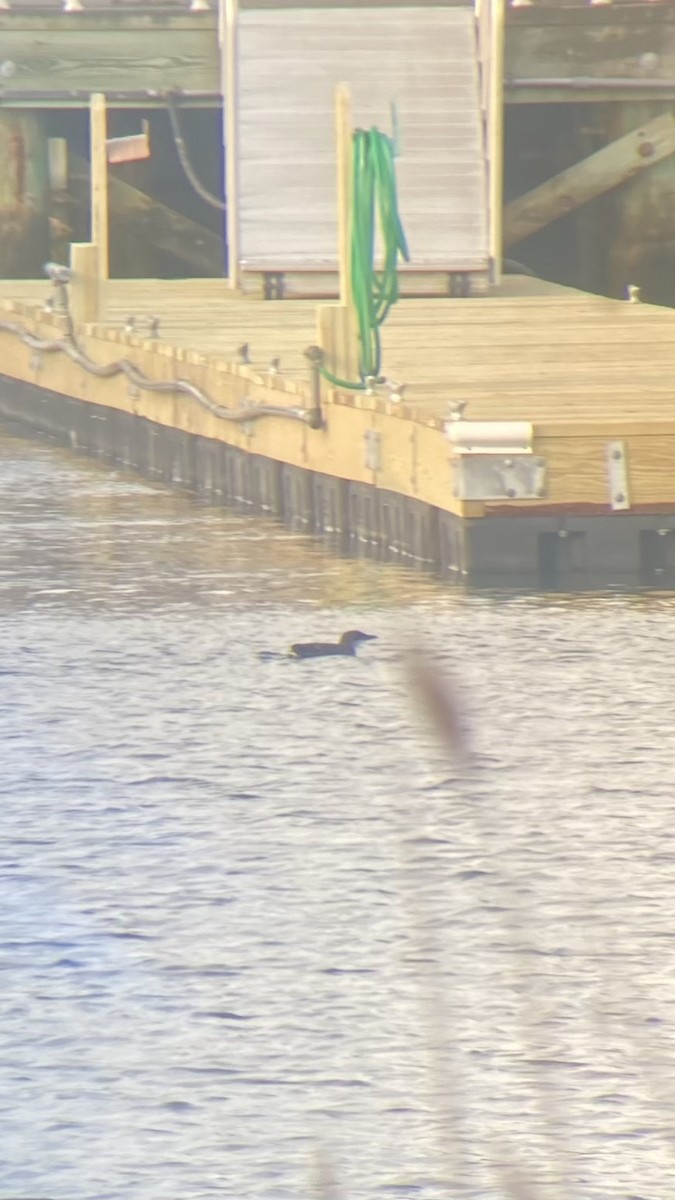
320, 126, 409, 391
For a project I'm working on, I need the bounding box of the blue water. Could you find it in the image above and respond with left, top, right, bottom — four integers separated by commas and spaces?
2, 430, 675, 1200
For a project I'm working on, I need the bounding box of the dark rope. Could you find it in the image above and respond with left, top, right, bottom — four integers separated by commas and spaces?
165, 90, 228, 213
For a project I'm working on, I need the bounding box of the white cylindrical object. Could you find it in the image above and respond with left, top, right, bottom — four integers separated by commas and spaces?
445, 420, 533, 453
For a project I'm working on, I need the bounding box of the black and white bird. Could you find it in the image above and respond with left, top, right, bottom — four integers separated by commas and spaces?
290, 630, 377, 659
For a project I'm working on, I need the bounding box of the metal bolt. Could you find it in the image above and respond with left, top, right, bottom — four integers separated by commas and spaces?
615, 493, 625, 504
639, 52, 659, 72
612, 449, 622, 460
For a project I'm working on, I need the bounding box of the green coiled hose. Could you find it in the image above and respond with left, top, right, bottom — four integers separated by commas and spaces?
320, 126, 409, 391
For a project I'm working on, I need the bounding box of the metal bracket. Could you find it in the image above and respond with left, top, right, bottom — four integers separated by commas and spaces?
453, 454, 547, 501
263, 272, 285, 301
606, 440, 630, 511
447, 273, 471, 298
125, 315, 160, 338
364, 429, 381, 471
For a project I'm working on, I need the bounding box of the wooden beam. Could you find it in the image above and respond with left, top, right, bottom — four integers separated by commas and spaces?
90, 92, 109, 281
316, 85, 360, 389
70, 154, 223, 276
222, 0, 240, 290
505, 6, 675, 103
335, 83, 352, 308
476, 0, 505, 283
70, 242, 100, 325
0, 18, 219, 97
504, 111, 675, 248
241, 0, 469, 6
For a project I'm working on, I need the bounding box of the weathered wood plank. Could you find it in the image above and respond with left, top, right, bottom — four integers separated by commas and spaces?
223, 0, 240, 288
90, 94, 109, 280
0, 22, 219, 95
241, 0, 472, 6
70, 242, 100, 324
505, 5, 675, 102
504, 111, 675, 247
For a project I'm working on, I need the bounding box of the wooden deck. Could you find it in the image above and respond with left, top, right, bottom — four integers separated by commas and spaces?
4, 273, 675, 520
6, 275, 675, 429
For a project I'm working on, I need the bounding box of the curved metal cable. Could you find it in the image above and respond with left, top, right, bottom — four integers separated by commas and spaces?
165, 90, 228, 213
0, 317, 321, 427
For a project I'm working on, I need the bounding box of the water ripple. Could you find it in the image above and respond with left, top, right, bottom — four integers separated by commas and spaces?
2, 430, 675, 1198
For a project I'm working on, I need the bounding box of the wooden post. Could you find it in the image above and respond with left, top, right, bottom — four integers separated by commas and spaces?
69, 242, 100, 325
335, 82, 352, 306
488, 0, 505, 285
90, 93, 109, 283
317, 84, 360, 389
220, 0, 240, 290
68, 93, 108, 326
0, 113, 49, 277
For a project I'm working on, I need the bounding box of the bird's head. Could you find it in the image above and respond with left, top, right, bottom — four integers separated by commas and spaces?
340, 630, 377, 648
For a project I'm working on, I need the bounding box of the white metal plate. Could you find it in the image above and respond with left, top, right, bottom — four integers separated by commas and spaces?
605, 440, 630, 511
364, 429, 381, 472
453, 455, 547, 501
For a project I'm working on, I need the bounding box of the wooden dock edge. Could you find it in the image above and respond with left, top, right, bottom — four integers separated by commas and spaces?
3, 300, 675, 583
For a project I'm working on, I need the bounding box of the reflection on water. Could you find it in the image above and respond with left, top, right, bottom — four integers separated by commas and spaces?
3, 429, 675, 1200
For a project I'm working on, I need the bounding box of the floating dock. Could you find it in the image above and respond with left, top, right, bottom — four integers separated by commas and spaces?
4, 271, 675, 585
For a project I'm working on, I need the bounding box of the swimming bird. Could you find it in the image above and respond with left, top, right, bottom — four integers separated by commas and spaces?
289, 630, 377, 659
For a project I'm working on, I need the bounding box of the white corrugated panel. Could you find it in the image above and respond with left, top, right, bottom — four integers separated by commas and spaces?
235, 6, 489, 274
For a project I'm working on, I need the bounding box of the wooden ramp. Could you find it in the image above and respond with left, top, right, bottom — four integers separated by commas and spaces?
234, 4, 490, 293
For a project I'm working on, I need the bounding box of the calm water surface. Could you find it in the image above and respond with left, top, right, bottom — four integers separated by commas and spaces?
3, 430, 675, 1200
